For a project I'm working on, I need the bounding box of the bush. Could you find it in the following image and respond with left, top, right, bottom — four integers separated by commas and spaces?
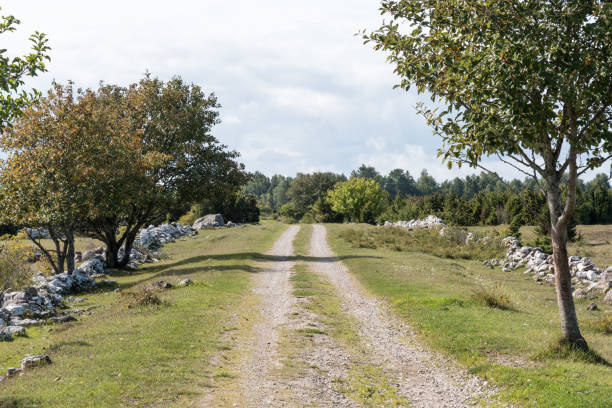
0, 236, 36, 291
178, 203, 203, 226
300, 213, 316, 224
122, 286, 166, 308
339, 226, 504, 260
471, 284, 513, 310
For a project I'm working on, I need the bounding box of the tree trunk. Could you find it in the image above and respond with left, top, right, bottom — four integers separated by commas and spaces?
66, 231, 75, 274
118, 227, 140, 267
104, 237, 121, 269
546, 175, 588, 350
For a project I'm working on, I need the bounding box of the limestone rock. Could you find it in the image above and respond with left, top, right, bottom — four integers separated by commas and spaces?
383, 215, 445, 230
586, 302, 599, 311
21, 354, 51, 370
50, 315, 77, 324
193, 214, 225, 230
82, 247, 105, 262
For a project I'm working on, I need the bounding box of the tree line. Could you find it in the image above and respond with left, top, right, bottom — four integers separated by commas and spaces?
243, 165, 612, 228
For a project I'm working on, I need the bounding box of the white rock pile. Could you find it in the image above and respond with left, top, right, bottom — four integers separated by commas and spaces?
488, 236, 612, 303
0, 255, 117, 339
384, 215, 446, 229
1, 354, 51, 380
136, 222, 195, 249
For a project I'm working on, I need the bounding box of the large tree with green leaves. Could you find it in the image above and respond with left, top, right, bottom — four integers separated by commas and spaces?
328, 178, 388, 223
367, 0, 611, 349
0, 8, 50, 130
84, 75, 248, 267
0, 83, 145, 274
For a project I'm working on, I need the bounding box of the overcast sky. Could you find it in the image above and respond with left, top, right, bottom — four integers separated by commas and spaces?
2, 1, 607, 180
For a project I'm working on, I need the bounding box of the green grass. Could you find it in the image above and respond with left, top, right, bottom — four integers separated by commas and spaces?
0, 221, 287, 408
327, 223, 612, 408
341, 225, 504, 260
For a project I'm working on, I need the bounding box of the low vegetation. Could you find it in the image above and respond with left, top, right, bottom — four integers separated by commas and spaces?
471, 284, 513, 311
0, 235, 38, 291
339, 225, 504, 260
586, 313, 612, 335
121, 287, 167, 308
0, 222, 286, 407
327, 223, 612, 407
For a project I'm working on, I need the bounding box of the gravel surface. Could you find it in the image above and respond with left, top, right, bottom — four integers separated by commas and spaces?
309, 224, 494, 408
216, 226, 357, 407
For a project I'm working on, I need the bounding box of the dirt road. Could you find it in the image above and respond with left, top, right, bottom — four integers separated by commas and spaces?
204, 224, 492, 407
308, 224, 491, 408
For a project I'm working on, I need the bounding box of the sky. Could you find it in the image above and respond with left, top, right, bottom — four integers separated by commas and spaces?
1, 0, 607, 181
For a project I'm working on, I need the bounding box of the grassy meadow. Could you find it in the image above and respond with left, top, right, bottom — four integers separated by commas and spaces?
0, 222, 287, 408
327, 223, 612, 408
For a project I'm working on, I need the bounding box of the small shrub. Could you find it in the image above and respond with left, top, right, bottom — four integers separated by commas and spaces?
587, 312, 612, 335
300, 213, 315, 224
0, 237, 36, 291
533, 338, 610, 366
471, 284, 513, 310
178, 203, 204, 226
122, 286, 166, 308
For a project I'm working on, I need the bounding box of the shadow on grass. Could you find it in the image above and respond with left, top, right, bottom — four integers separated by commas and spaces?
114, 252, 380, 290
47, 340, 92, 353
533, 338, 612, 367
0, 397, 37, 408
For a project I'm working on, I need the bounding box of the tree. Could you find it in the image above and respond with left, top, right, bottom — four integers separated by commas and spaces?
416, 169, 438, 195
367, 0, 611, 348
0, 83, 145, 274
327, 178, 387, 223
351, 164, 383, 184
0, 9, 50, 130
287, 172, 346, 216
85, 75, 248, 267
383, 168, 417, 198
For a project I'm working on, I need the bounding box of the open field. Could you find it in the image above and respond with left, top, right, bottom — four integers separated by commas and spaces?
2, 221, 610, 407
327, 223, 612, 408
0, 222, 287, 407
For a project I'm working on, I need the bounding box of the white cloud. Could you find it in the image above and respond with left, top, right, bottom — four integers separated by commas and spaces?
1, 0, 608, 181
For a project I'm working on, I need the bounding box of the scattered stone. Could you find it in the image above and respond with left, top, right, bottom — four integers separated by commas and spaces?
6, 367, 21, 376
152, 280, 173, 290
178, 278, 192, 287
10, 318, 41, 327
21, 354, 51, 370
0, 327, 13, 341
573, 288, 587, 299
603, 290, 612, 305
50, 315, 77, 324
586, 302, 599, 311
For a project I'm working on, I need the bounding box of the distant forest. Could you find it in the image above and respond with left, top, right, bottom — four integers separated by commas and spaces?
243, 165, 612, 227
